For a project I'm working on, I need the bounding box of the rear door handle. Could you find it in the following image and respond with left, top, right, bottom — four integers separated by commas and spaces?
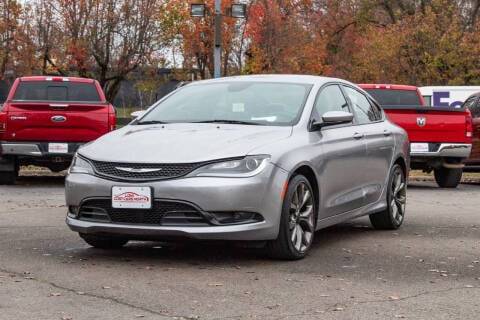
383, 130, 392, 137
353, 132, 364, 140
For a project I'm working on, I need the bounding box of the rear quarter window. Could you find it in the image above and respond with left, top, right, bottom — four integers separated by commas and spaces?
13, 82, 101, 102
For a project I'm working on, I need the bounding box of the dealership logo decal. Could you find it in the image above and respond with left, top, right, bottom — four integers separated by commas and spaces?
115, 167, 162, 173
416, 117, 426, 127
113, 192, 149, 203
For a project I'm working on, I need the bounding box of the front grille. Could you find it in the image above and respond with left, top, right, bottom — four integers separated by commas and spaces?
91, 160, 205, 181
78, 199, 210, 226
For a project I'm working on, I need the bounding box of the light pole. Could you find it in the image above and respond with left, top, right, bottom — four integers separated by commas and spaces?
214, 0, 222, 79
191, 2, 247, 79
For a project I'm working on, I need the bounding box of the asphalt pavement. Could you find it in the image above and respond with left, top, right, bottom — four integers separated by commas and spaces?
0, 175, 479, 320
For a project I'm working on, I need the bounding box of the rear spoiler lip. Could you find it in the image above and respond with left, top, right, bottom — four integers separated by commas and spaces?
380, 105, 466, 112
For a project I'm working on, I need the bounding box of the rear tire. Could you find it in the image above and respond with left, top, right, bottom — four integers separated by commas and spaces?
434, 167, 462, 188
267, 175, 316, 260
370, 164, 406, 230
0, 158, 18, 185
79, 233, 129, 249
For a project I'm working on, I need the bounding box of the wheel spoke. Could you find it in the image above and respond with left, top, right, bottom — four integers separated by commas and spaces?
395, 195, 406, 205
394, 173, 402, 190
394, 182, 405, 196
302, 231, 313, 248
292, 190, 299, 206
290, 202, 298, 212
291, 225, 297, 243
295, 225, 302, 251
299, 205, 313, 218
391, 198, 398, 218
300, 190, 311, 210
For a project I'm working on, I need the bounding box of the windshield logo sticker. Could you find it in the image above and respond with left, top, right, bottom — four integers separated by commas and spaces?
115, 167, 162, 173
416, 117, 426, 127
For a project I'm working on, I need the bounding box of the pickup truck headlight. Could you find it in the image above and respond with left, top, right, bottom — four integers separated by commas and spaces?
68, 154, 94, 175
191, 155, 270, 178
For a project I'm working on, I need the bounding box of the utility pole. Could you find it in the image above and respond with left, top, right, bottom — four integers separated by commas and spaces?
214, 0, 222, 78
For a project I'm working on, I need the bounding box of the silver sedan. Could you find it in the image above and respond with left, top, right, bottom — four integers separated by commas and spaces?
65, 75, 409, 259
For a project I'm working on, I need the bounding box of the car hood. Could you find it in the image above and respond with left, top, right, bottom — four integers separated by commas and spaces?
79, 123, 293, 163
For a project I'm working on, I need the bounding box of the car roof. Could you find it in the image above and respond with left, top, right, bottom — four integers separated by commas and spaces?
468, 92, 480, 98
190, 74, 354, 86
19, 76, 96, 83
358, 84, 418, 91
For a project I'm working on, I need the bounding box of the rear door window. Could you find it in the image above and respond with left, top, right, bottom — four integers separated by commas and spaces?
343, 86, 382, 124
13, 82, 101, 102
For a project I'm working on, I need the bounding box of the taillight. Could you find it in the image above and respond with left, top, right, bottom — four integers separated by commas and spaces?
0, 108, 6, 133
108, 105, 116, 131
466, 109, 473, 140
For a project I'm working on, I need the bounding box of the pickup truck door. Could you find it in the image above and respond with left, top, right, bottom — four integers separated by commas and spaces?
342, 86, 393, 205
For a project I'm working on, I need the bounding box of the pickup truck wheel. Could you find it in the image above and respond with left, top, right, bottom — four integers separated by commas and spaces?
434, 167, 463, 188
0, 158, 19, 185
266, 175, 316, 260
370, 164, 406, 230
79, 233, 129, 249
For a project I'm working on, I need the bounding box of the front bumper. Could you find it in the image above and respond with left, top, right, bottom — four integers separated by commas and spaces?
65, 163, 288, 241
410, 143, 472, 158
0, 141, 82, 157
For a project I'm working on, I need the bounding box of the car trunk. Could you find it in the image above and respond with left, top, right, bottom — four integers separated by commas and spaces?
6, 102, 109, 142
383, 106, 470, 143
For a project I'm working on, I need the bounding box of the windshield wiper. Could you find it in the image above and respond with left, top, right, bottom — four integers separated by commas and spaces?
193, 119, 261, 125
136, 120, 167, 125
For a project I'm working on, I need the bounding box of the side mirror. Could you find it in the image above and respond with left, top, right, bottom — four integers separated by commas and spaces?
310, 111, 354, 131
131, 110, 146, 118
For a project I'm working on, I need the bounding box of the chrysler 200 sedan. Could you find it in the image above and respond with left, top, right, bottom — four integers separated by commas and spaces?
65, 75, 409, 260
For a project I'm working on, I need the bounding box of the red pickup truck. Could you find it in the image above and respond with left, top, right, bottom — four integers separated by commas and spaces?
0, 76, 116, 184
359, 84, 473, 188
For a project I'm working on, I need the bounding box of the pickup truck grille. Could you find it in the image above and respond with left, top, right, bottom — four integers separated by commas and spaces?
78, 199, 210, 226
91, 160, 204, 181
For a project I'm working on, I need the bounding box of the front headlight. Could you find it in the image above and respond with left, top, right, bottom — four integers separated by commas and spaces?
191, 155, 270, 177
68, 153, 94, 175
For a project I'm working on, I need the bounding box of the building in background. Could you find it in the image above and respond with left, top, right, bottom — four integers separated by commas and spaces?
419, 86, 480, 108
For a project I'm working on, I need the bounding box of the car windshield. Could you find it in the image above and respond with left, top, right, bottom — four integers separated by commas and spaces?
365, 89, 421, 106
137, 82, 313, 126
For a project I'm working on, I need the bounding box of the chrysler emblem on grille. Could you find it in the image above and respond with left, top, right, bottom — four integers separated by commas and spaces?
115, 167, 162, 173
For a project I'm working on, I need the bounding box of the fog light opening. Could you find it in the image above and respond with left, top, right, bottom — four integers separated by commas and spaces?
68, 206, 79, 218
210, 211, 263, 225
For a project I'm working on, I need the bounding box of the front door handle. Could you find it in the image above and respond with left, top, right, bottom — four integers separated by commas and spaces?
383, 130, 392, 137
353, 132, 364, 140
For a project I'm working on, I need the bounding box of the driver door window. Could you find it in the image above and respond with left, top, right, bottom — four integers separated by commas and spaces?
314, 85, 350, 120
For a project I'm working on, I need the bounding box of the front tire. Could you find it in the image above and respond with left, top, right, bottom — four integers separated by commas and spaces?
370, 164, 406, 230
434, 167, 462, 188
267, 175, 316, 260
80, 233, 129, 249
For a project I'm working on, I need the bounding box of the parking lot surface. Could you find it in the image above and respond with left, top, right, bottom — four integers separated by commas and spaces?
0, 176, 479, 320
